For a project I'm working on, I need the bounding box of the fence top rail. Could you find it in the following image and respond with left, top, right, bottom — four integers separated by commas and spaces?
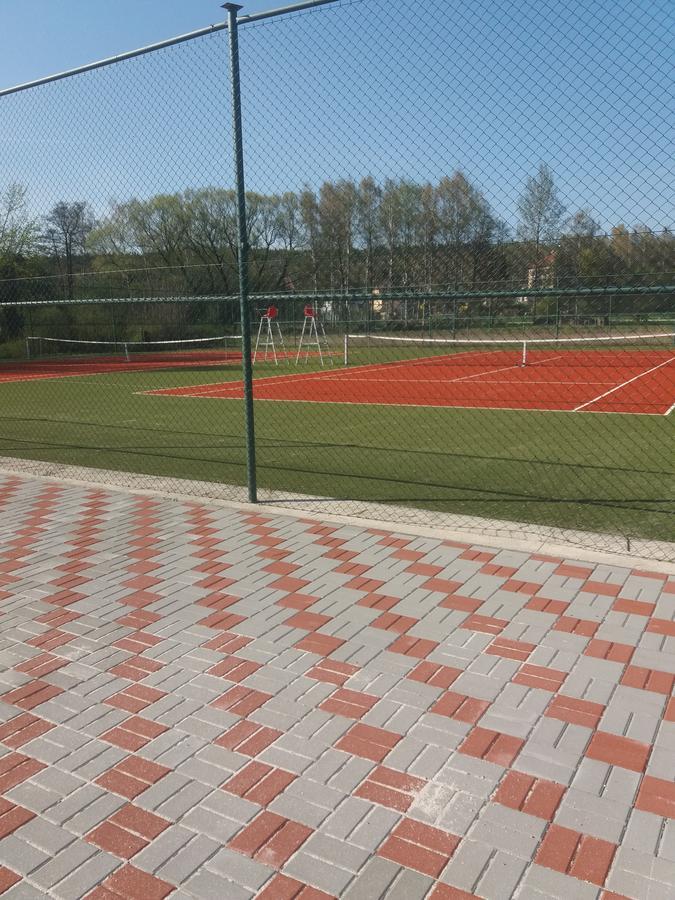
0, 0, 339, 97
1, 283, 674, 309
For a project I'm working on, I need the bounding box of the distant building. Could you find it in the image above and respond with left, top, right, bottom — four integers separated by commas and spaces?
527, 251, 556, 289
519, 251, 556, 304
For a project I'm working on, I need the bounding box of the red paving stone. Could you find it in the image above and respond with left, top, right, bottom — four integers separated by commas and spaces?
223, 762, 296, 805
96, 865, 174, 900
513, 663, 567, 692
407, 661, 462, 689
494, 770, 566, 820
545, 694, 605, 729
319, 688, 379, 719
0, 867, 21, 893
0, 473, 672, 899
431, 691, 490, 724
535, 824, 617, 886
215, 720, 282, 756
336, 723, 402, 762
0, 803, 35, 839
96, 756, 171, 800
459, 727, 524, 767
635, 775, 675, 818
378, 818, 460, 877
586, 731, 651, 772
229, 811, 312, 867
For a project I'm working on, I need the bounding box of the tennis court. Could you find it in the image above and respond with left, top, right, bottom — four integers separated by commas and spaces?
149, 335, 675, 415
0, 349, 245, 383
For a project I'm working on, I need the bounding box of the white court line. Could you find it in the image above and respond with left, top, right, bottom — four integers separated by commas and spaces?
574, 356, 675, 411
665, 399, 675, 416
151, 350, 566, 399
151, 358, 522, 397
136, 389, 668, 416
153, 351, 572, 397
144, 347, 517, 397
323, 378, 614, 385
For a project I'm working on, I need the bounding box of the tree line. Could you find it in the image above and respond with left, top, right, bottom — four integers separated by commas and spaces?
0, 165, 673, 343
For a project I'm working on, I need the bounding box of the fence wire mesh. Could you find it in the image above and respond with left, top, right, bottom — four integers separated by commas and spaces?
0, 0, 673, 559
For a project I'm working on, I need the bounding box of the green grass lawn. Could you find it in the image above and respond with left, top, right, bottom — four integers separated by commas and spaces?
0, 359, 673, 542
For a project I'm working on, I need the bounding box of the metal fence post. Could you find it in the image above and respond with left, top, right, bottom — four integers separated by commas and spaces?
224, 2, 257, 503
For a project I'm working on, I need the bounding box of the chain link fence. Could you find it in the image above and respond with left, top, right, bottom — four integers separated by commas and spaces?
0, 0, 673, 560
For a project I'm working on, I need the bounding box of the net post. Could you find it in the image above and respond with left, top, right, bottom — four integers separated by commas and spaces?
224, 2, 257, 503
25, 337, 30, 360
521, 341, 527, 367
124, 342, 130, 362
343, 333, 349, 366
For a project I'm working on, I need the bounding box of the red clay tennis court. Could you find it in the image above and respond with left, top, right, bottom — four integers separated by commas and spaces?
0, 348, 245, 383
149, 339, 675, 415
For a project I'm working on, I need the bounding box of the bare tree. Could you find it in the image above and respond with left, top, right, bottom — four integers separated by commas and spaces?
356, 176, 382, 290
517, 164, 565, 286
44, 201, 95, 299
436, 171, 494, 287
319, 180, 359, 293
299, 189, 321, 291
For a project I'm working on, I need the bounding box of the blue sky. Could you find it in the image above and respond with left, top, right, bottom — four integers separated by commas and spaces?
0, 1, 273, 89
1, 0, 672, 233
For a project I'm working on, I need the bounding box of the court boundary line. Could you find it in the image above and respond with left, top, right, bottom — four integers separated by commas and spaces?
0, 356, 243, 385
140, 347, 674, 415
137, 389, 670, 416
573, 356, 675, 411
144, 349, 568, 400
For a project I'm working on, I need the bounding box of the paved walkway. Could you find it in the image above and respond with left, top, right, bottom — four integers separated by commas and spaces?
0, 474, 673, 900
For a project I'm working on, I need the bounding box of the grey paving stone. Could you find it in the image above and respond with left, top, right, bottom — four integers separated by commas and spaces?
436, 753, 504, 798
350, 806, 401, 852
29, 840, 98, 890
342, 856, 401, 900
468, 804, 546, 859
200, 788, 258, 825
269, 792, 331, 829
2, 884, 46, 900
386, 867, 434, 899
0, 835, 51, 875
180, 805, 241, 843
131, 824, 195, 874
5, 781, 60, 814
62, 792, 126, 835
2, 476, 674, 900
518, 863, 601, 900
605, 865, 659, 899
183, 869, 253, 900
206, 847, 272, 891
439, 838, 492, 890
55, 742, 125, 780
284, 850, 356, 895
477, 849, 528, 899
50, 850, 120, 900
157, 833, 221, 884
14, 818, 76, 855
134, 771, 190, 811
302, 832, 371, 873
31, 768, 85, 797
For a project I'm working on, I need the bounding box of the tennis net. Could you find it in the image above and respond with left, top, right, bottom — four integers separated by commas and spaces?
24, 334, 242, 367
344, 332, 675, 368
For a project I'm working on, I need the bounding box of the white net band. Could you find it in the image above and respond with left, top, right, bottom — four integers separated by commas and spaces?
345, 332, 675, 366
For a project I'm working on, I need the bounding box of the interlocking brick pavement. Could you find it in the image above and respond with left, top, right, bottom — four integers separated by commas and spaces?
0, 473, 673, 899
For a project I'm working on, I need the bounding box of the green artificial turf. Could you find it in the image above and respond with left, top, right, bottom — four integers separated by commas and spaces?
0, 360, 673, 542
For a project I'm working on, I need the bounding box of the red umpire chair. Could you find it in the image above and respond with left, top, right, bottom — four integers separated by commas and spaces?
296, 304, 332, 367
253, 304, 287, 365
